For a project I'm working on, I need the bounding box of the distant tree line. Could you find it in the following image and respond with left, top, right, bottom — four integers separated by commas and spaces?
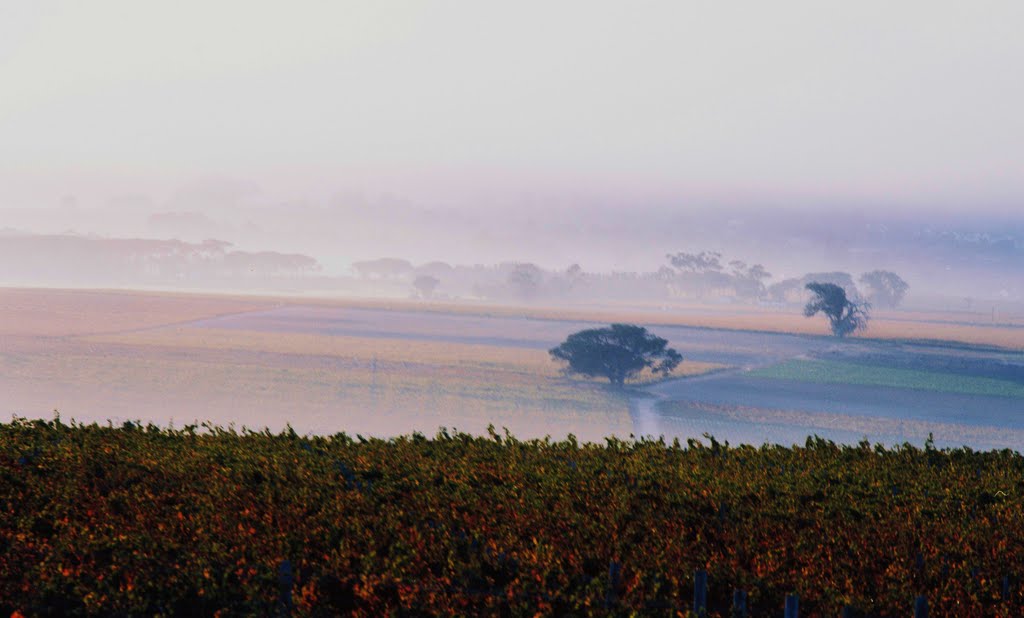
352, 251, 909, 310
0, 233, 319, 285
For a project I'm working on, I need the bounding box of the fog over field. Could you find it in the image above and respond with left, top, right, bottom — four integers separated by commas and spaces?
6, 198, 1024, 286
3, 2, 1024, 304
3, 3, 1024, 447
9, 6, 1024, 617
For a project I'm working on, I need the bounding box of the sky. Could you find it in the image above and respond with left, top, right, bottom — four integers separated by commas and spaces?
2, 1, 1023, 215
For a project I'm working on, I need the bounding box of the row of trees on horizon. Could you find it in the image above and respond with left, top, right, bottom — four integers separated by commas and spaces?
0, 232, 320, 284
0, 230, 909, 309
353, 251, 910, 310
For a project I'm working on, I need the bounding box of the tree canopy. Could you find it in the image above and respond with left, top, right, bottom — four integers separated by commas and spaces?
666, 250, 723, 273
549, 324, 682, 386
507, 263, 544, 298
859, 270, 909, 309
804, 282, 870, 337
412, 275, 440, 299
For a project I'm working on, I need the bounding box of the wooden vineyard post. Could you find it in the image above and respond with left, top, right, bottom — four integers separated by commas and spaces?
693, 569, 707, 616
784, 594, 799, 618
1003, 575, 1011, 601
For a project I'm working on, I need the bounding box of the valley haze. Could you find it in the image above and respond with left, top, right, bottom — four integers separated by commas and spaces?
3, 1, 1023, 451
7, 3, 1024, 615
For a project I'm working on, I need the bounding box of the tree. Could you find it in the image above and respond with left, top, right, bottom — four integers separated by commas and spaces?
666, 251, 730, 299
415, 261, 454, 278
565, 263, 584, 284
803, 282, 870, 337
729, 260, 772, 300
801, 272, 860, 299
412, 275, 440, 299
222, 250, 319, 277
859, 270, 909, 309
549, 323, 682, 386
507, 263, 543, 299
653, 265, 679, 290
666, 250, 723, 273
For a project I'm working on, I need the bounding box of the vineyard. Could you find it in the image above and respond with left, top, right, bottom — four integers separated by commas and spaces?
3, 418, 1023, 616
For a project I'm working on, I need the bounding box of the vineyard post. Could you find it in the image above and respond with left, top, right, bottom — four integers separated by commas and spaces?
693, 569, 707, 616
914, 595, 928, 618
1002, 575, 1010, 601
277, 559, 294, 617
840, 606, 854, 617
604, 561, 621, 609
730, 588, 747, 618
784, 593, 798, 618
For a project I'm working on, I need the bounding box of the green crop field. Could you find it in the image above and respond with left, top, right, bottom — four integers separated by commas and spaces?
4, 419, 1024, 616
749, 359, 1024, 399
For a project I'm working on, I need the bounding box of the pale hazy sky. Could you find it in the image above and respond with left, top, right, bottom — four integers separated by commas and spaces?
2, 1, 1022, 212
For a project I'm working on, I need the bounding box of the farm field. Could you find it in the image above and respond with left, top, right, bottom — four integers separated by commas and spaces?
191, 302, 1024, 451
0, 287, 268, 337
749, 359, 1024, 399
646, 341, 1024, 451
210, 293, 1024, 350
2, 287, 1023, 450
0, 288, 717, 443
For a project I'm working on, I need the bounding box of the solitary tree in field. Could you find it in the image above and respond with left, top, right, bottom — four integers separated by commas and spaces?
804, 282, 870, 337
859, 270, 909, 309
549, 324, 682, 386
